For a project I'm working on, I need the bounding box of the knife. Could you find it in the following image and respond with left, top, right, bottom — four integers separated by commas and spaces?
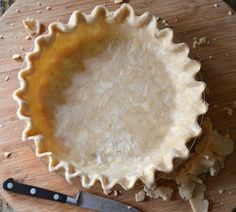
3, 178, 140, 212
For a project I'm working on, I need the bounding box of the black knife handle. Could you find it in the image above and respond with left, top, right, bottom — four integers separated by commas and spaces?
3, 178, 67, 203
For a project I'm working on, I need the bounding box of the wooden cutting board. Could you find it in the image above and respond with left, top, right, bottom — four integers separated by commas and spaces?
0, 0, 236, 211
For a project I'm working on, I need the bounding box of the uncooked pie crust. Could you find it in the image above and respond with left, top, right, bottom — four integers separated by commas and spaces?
13, 4, 208, 192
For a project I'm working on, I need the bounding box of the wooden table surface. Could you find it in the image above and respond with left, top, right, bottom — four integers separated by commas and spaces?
0, 0, 236, 211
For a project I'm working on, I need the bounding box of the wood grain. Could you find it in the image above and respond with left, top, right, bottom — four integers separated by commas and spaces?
0, 0, 236, 211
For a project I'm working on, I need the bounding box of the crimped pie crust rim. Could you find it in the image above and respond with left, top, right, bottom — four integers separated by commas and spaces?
13, 4, 208, 192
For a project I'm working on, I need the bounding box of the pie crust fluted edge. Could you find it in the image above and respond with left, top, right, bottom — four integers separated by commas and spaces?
13, 4, 208, 193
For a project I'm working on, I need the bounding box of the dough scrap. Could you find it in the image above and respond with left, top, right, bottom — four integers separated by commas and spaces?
12, 54, 22, 60
4, 152, 12, 158
179, 181, 197, 200
144, 186, 173, 201
135, 191, 145, 202
189, 184, 209, 212
22, 18, 41, 35
114, 0, 123, 4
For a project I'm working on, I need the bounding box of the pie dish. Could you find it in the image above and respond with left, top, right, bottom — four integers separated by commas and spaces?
13, 4, 208, 192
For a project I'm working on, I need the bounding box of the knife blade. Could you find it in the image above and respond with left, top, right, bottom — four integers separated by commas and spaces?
77, 191, 139, 212
3, 178, 140, 212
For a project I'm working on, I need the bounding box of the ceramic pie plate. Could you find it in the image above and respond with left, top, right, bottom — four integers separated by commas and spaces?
13, 4, 208, 192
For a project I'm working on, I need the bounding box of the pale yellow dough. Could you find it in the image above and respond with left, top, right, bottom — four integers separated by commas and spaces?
22, 18, 41, 35
13, 4, 207, 192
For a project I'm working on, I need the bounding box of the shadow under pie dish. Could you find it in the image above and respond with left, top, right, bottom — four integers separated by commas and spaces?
13, 4, 208, 192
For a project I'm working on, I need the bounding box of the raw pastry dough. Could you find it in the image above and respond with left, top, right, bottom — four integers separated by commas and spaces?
144, 186, 173, 201
22, 18, 41, 35
13, 4, 207, 192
